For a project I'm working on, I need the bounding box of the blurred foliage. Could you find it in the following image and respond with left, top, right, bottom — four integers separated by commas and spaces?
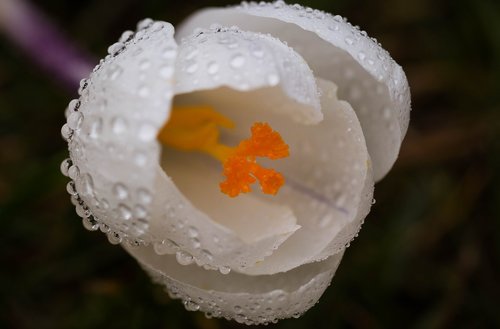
1, 0, 499, 328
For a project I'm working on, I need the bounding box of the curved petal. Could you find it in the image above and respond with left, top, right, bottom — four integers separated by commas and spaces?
175, 26, 322, 124
177, 1, 411, 180
150, 164, 300, 272
178, 79, 372, 275
124, 243, 343, 325
63, 19, 177, 243
146, 26, 330, 271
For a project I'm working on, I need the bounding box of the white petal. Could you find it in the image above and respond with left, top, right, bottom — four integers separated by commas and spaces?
124, 243, 343, 325
174, 26, 322, 124
177, 2, 411, 180
160, 151, 300, 244
65, 20, 177, 243
149, 164, 300, 272
179, 79, 372, 275
146, 27, 329, 271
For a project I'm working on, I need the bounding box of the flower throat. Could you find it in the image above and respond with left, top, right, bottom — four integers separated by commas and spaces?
157, 106, 289, 197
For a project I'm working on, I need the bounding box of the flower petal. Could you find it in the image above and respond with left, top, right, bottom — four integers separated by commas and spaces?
64, 20, 177, 244
180, 78, 372, 275
124, 243, 343, 325
149, 163, 300, 272
174, 26, 322, 124
177, 1, 411, 180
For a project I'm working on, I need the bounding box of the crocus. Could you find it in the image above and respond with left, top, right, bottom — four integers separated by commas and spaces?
61, 1, 410, 324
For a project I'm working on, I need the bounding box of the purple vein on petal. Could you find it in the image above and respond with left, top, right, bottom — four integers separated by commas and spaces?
284, 176, 349, 215
0, 0, 95, 90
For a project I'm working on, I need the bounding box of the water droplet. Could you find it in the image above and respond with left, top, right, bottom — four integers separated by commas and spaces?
82, 217, 99, 231
108, 42, 125, 56
68, 165, 80, 180
162, 46, 176, 59
66, 181, 77, 195
133, 151, 148, 167
267, 73, 279, 86
137, 188, 152, 204
344, 36, 354, 45
371, 198, 377, 205
134, 205, 148, 218
119, 30, 134, 43
61, 123, 73, 141
219, 266, 231, 275
192, 238, 201, 249
137, 85, 150, 98
176, 251, 194, 265
107, 231, 122, 245
358, 51, 366, 61
159, 65, 174, 79
201, 249, 213, 261
137, 18, 153, 30
207, 61, 219, 75
118, 204, 132, 220
230, 54, 245, 68
184, 300, 200, 311
154, 239, 177, 255
60, 158, 72, 176
139, 59, 151, 70
67, 112, 83, 130
187, 226, 199, 238
185, 62, 198, 74
111, 116, 128, 134
113, 183, 129, 199
138, 123, 156, 142
109, 65, 123, 80
234, 305, 243, 313
80, 173, 95, 197
89, 117, 103, 139
67, 99, 81, 112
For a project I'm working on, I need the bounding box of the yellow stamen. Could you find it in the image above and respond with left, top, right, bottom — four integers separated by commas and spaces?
158, 106, 289, 197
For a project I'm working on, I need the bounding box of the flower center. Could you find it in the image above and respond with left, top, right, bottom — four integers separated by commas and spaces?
157, 106, 289, 197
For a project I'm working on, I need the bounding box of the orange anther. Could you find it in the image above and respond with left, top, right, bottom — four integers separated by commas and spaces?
220, 122, 289, 197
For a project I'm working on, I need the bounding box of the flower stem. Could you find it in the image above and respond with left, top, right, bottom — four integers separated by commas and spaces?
0, 0, 95, 91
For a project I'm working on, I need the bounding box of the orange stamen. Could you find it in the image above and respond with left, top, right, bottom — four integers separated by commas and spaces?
158, 106, 289, 198
220, 122, 289, 197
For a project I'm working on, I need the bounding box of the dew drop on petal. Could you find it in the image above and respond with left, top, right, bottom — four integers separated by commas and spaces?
67, 112, 83, 130
138, 123, 156, 142
113, 183, 129, 200
176, 251, 194, 265
230, 54, 246, 68
68, 165, 80, 180
82, 217, 99, 231
66, 181, 77, 195
107, 231, 122, 245
219, 266, 231, 275
267, 73, 279, 86
159, 65, 174, 79
184, 300, 200, 311
137, 85, 150, 98
89, 118, 103, 139
111, 116, 128, 134
137, 188, 152, 204
207, 61, 219, 75
118, 204, 132, 220
60, 158, 72, 176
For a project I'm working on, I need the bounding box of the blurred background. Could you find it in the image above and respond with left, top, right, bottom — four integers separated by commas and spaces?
1, 0, 499, 328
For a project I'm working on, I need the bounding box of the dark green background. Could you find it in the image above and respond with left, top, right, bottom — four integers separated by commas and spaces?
1, 0, 499, 328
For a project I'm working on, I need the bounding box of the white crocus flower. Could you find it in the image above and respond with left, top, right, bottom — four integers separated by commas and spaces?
61, 1, 410, 325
